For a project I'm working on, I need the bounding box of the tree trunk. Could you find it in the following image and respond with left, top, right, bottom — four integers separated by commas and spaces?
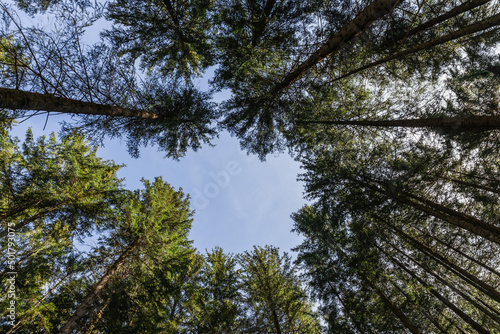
387, 279, 447, 333
383, 242, 500, 326
444, 176, 500, 195
329, 12, 500, 83
333, 244, 422, 334
359, 178, 500, 245
251, 0, 278, 46
413, 226, 500, 278
0, 87, 159, 119
383, 221, 500, 304
381, 246, 490, 334
296, 115, 500, 131
381, 0, 491, 46
58, 239, 140, 334
333, 289, 370, 334
273, 0, 403, 93
83, 297, 111, 334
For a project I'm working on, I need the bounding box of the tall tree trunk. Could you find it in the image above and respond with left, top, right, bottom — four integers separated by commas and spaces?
449, 171, 500, 186
381, 220, 500, 304
0, 87, 159, 119
251, 0, 278, 46
358, 178, 500, 245
58, 239, 140, 334
387, 279, 447, 333
381, 0, 492, 46
412, 226, 500, 278
329, 13, 500, 83
83, 297, 111, 334
421, 308, 449, 334
273, 0, 403, 93
332, 244, 422, 334
270, 305, 282, 334
296, 115, 500, 131
443, 176, 500, 195
380, 245, 490, 334
382, 242, 500, 326
332, 289, 370, 334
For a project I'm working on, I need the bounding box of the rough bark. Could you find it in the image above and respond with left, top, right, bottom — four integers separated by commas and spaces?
330, 12, 500, 83
0, 87, 159, 119
296, 115, 500, 131
58, 239, 140, 334
273, 0, 404, 93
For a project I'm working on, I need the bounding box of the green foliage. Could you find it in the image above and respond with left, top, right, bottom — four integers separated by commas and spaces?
238, 245, 322, 334
188, 247, 242, 333
2, 1, 500, 333
0, 128, 122, 333
291, 117, 500, 332
0, 128, 123, 236
105, 0, 215, 79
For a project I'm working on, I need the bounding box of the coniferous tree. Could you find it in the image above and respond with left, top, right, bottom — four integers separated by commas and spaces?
187, 247, 242, 333
57, 177, 195, 334
292, 123, 500, 332
238, 245, 321, 334
0, 128, 122, 333
0, 2, 218, 159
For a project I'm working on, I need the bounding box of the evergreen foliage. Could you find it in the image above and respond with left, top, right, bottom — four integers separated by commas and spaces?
1, 1, 499, 332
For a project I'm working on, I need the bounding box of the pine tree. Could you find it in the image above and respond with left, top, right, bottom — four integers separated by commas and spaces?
238, 245, 321, 334
0, 3, 218, 159
0, 128, 122, 333
58, 177, 195, 334
187, 247, 242, 333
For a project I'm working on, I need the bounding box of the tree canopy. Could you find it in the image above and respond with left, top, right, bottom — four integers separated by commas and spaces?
1, 0, 499, 332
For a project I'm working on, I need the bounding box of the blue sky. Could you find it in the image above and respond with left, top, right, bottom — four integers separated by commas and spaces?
7, 2, 308, 257
11, 115, 307, 256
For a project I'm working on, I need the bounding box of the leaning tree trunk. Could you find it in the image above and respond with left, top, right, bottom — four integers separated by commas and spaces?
379, 0, 492, 47
359, 178, 500, 245
251, 0, 278, 46
329, 13, 500, 83
412, 225, 500, 278
443, 176, 500, 195
385, 242, 500, 326
296, 115, 500, 131
58, 239, 140, 334
273, 0, 403, 93
381, 246, 490, 334
0, 87, 159, 119
332, 242, 422, 334
384, 221, 500, 304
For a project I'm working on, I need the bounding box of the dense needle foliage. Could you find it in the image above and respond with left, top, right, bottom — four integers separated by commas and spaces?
1, 0, 499, 332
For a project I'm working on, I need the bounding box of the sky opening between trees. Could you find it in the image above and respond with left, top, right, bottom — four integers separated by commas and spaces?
1, 0, 500, 332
